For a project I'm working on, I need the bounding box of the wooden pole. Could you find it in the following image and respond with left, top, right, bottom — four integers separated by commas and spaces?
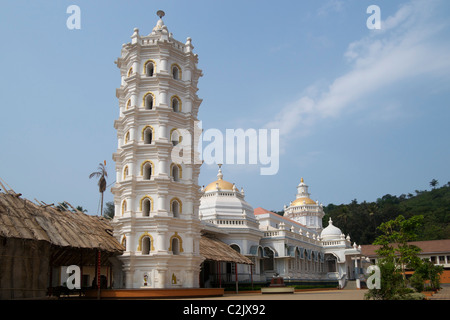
218, 263, 221, 288
97, 250, 101, 299
79, 250, 83, 297
235, 263, 238, 294
250, 264, 253, 290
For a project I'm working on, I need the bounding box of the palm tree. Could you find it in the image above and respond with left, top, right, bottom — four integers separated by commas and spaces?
89, 161, 108, 217
430, 179, 439, 189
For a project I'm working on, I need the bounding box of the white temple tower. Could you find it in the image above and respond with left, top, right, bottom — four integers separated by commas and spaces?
111, 11, 204, 289
284, 178, 325, 232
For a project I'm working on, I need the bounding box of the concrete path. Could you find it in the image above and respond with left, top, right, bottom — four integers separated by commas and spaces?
186, 289, 368, 300
429, 284, 450, 300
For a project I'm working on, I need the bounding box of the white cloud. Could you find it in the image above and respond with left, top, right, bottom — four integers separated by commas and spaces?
266, 0, 450, 145
317, 0, 344, 16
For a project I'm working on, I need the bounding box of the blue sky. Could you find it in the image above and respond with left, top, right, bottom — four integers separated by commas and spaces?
1, 0, 449, 215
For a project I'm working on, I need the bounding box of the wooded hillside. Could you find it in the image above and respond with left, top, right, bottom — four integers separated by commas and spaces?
322, 181, 450, 245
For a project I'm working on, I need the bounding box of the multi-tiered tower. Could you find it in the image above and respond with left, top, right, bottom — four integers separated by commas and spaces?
283, 178, 325, 232
111, 11, 204, 289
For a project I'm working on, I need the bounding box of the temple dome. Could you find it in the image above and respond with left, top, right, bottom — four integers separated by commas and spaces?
321, 218, 342, 240
204, 179, 234, 192
203, 165, 235, 192
291, 197, 316, 206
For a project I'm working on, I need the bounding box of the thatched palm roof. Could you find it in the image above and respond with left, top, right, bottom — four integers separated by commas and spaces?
0, 190, 124, 265
200, 234, 253, 265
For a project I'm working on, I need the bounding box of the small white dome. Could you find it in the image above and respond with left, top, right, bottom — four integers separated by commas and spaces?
321, 218, 342, 240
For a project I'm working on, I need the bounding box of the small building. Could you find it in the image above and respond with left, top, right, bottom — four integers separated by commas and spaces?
0, 188, 124, 299
361, 239, 450, 284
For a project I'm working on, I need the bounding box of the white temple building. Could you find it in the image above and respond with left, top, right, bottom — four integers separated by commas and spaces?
110, 12, 364, 290
111, 11, 204, 289
198, 166, 363, 289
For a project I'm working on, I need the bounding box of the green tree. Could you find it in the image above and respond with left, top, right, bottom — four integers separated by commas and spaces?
414, 259, 444, 291
429, 179, 439, 189
75, 206, 88, 213
89, 161, 108, 217
365, 215, 424, 300
374, 215, 424, 278
103, 201, 115, 219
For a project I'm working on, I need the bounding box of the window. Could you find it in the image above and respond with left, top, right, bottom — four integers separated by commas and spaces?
121, 236, 127, 250
170, 129, 181, 146
172, 66, 179, 80
169, 232, 183, 254
142, 161, 153, 180
145, 95, 153, 110
144, 59, 155, 77
122, 200, 127, 215
138, 233, 154, 253
141, 237, 151, 255
171, 96, 181, 113
143, 92, 154, 110
171, 198, 181, 217
127, 67, 133, 77
171, 238, 180, 255
124, 131, 130, 144
146, 62, 154, 77
123, 165, 129, 180
126, 99, 131, 109
143, 126, 153, 144
172, 164, 180, 181
230, 244, 240, 253
142, 197, 151, 217
263, 247, 274, 271
171, 64, 181, 80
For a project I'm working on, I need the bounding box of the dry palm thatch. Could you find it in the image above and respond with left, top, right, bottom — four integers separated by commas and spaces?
200, 234, 253, 265
0, 184, 124, 266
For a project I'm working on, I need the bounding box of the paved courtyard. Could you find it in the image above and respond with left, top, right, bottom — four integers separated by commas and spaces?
185, 289, 368, 300
186, 285, 450, 300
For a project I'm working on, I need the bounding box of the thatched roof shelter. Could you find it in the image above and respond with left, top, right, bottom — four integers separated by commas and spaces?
0, 179, 125, 299
200, 234, 253, 265
0, 189, 124, 266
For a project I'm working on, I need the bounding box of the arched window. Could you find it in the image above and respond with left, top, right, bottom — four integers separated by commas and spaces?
141, 196, 153, 217
121, 236, 127, 250
142, 237, 151, 255
170, 198, 182, 218
122, 199, 127, 215
124, 131, 130, 144
171, 64, 181, 80
144, 59, 156, 77
263, 247, 274, 271
171, 96, 181, 113
172, 164, 179, 181
127, 67, 133, 77
170, 129, 181, 146
146, 62, 154, 76
258, 247, 264, 274
169, 232, 183, 254
172, 201, 179, 217
126, 99, 131, 109
143, 92, 154, 110
230, 244, 241, 253
123, 165, 129, 180
141, 161, 153, 180
325, 254, 337, 273
142, 198, 151, 216
137, 232, 154, 253
172, 67, 179, 80
142, 126, 153, 144
171, 238, 180, 255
